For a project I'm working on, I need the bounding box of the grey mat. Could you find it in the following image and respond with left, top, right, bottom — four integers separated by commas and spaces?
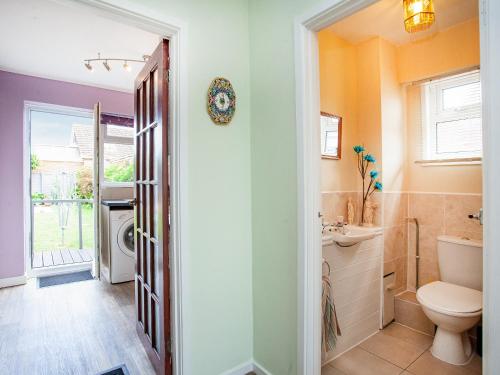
38, 270, 93, 288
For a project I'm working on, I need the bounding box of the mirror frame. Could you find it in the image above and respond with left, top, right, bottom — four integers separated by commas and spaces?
320, 112, 342, 160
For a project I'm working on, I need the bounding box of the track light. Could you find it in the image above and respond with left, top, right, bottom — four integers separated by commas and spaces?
83, 53, 146, 73
103, 60, 111, 71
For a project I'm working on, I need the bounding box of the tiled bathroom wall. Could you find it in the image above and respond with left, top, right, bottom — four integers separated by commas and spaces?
322, 191, 407, 294
322, 191, 383, 361
407, 193, 483, 291
322, 191, 382, 226
322, 191, 360, 225
383, 192, 408, 294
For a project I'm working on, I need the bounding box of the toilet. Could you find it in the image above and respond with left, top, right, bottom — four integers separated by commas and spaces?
416, 235, 483, 365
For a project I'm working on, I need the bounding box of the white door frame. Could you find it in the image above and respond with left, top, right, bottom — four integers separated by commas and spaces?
294, 0, 500, 374
23, 101, 94, 279
27, 1, 189, 374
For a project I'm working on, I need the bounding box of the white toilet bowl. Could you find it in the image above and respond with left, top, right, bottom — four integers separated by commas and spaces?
417, 281, 482, 365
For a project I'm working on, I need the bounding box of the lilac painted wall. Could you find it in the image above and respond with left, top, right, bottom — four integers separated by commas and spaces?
0, 70, 133, 280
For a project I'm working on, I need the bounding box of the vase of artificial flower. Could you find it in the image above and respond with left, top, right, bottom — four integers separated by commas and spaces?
353, 145, 383, 226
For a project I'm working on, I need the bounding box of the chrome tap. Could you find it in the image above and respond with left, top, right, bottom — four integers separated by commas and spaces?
322, 220, 333, 233
333, 216, 346, 234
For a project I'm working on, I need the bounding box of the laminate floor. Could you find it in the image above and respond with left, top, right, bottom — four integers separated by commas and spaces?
0, 278, 155, 375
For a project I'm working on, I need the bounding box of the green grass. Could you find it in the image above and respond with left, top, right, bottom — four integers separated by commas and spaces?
33, 204, 94, 252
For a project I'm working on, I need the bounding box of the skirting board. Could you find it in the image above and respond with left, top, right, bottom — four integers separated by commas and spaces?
219, 359, 272, 375
0, 275, 27, 289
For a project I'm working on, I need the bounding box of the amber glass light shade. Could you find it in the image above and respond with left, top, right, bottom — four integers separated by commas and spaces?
403, 0, 435, 33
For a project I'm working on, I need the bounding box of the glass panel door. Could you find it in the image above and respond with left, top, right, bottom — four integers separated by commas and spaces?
29, 105, 95, 269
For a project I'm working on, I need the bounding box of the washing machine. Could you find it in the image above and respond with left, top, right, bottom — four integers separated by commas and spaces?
101, 200, 135, 283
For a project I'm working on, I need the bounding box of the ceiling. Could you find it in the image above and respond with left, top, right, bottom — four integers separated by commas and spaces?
326, 0, 479, 46
0, 0, 160, 92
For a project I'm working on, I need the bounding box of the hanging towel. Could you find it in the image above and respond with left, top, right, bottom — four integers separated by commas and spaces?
322, 273, 341, 355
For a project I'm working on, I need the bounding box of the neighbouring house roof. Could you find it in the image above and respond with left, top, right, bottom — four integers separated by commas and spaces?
103, 142, 134, 164
33, 124, 133, 165
32, 144, 82, 163
71, 123, 133, 164
70, 124, 94, 160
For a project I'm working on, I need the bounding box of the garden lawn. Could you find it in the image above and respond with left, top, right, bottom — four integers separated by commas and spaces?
33, 203, 94, 252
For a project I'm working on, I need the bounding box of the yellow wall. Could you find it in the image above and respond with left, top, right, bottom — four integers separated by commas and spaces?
397, 18, 480, 83
399, 18, 482, 194
380, 38, 407, 192
356, 38, 383, 170
405, 84, 483, 193
319, 18, 481, 195
318, 32, 358, 191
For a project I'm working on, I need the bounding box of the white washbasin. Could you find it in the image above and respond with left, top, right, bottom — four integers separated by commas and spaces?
323, 225, 382, 247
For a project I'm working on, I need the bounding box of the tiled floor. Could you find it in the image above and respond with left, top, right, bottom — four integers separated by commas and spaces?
322, 323, 482, 375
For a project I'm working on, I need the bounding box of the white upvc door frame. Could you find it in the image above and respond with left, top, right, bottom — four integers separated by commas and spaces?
24, 1, 189, 374
23, 101, 94, 279
294, 0, 500, 374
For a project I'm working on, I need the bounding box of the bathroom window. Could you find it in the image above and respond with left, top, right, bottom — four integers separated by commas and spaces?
421, 70, 482, 161
101, 114, 134, 186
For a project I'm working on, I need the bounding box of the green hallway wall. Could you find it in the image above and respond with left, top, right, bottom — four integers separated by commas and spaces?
100, 0, 339, 374
248, 1, 326, 374
105, 0, 254, 374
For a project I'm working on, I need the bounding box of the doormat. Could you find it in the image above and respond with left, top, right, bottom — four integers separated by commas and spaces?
97, 364, 130, 375
38, 270, 93, 288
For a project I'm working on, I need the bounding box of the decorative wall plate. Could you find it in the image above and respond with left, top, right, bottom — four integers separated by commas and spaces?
207, 77, 236, 125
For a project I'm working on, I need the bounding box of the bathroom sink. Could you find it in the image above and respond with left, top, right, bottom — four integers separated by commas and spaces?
323, 225, 382, 247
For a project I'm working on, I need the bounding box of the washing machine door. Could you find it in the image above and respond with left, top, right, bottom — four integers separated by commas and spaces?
117, 218, 135, 258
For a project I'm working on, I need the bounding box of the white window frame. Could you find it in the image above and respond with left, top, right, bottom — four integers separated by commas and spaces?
421, 70, 482, 161
100, 120, 134, 188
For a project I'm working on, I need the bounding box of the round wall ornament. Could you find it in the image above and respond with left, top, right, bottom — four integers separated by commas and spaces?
207, 77, 236, 125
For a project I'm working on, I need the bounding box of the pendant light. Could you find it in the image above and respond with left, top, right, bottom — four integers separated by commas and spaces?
403, 0, 435, 33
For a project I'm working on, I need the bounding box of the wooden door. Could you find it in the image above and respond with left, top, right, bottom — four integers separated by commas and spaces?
134, 39, 171, 375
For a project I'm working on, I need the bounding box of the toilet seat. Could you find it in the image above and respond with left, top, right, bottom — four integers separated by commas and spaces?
417, 281, 482, 317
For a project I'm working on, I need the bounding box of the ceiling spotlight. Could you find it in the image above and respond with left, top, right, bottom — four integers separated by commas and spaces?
123, 61, 132, 72
142, 55, 150, 62
84, 61, 93, 72
103, 60, 111, 71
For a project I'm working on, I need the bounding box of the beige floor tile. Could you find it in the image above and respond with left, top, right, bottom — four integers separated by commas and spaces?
359, 329, 427, 368
407, 351, 482, 375
395, 297, 436, 336
322, 364, 347, 375
382, 323, 433, 351
331, 347, 403, 375
396, 291, 418, 303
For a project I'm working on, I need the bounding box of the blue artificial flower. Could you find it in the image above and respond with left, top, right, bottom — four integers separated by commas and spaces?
364, 154, 376, 163
374, 181, 383, 191
353, 145, 365, 154
370, 170, 378, 179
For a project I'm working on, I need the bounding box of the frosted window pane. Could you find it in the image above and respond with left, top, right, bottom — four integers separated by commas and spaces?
442, 81, 481, 110
436, 118, 482, 155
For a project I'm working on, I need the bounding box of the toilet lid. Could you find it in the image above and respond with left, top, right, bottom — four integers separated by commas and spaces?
417, 281, 482, 314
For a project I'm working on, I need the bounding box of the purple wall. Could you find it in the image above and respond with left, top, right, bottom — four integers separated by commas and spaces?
0, 70, 133, 280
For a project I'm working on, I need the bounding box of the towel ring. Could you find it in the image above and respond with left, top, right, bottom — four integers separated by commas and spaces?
322, 259, 331, 277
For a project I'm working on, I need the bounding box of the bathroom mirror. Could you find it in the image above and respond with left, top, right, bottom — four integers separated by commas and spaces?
320, 112, 342, 159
